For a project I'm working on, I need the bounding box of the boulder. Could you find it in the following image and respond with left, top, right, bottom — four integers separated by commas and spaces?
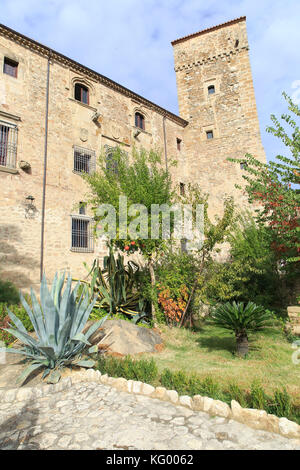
88, 319, 163, 356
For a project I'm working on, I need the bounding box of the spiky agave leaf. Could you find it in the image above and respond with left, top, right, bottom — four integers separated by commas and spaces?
46, 370, 61, 384
74, 359, 96, 368
4, 271, 107, 385
16, 361, 47, 385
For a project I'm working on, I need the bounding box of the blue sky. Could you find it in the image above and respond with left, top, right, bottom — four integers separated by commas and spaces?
1, 0, 300, 162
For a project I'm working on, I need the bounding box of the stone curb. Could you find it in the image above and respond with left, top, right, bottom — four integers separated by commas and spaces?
81, 368, 300, 441
1, 368, 299, 441
0, 377, 73, 403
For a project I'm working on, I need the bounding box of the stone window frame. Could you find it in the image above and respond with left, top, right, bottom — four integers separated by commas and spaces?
69, 76, 96, 109
204, 77, 220, 99
74, 83, 89, 105
3, 57, 18, 78
132, 107, 151, 135
73, 145, 96, 175
0, 119, 18, 170
135, 111, 145, 131
202, 124, 219, 141
70, 214, 94, 253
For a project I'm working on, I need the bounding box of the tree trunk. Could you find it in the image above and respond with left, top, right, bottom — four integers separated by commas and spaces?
179, 252, 206, 329
235, 331, 249, 357
148, 256, 158, 327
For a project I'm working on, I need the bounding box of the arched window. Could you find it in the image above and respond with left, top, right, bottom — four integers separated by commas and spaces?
208, 85, 215, 95
74, 83, 89, 105
135, 112, 145, 130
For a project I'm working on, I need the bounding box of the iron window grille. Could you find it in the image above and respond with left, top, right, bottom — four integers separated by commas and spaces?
71, 215, 94, 253
73, 146, 95, 174
0, 121, 18, 168
104, 144, 119, 174
206, 130, 214, 140
135, 112, 145, 130
3, 57, 18, 78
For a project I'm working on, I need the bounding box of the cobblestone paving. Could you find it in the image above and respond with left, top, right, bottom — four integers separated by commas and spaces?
0, 382, 299, 450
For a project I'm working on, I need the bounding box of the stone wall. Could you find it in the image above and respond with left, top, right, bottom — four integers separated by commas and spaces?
172, 17, 266, 216
0, 27, 186, 290
0, 17, 266, 290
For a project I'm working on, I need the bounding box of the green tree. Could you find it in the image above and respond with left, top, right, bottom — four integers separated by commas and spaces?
84, 147, 176, 324
199, 213, 282, 309
174, 184, 235, 327
229, 93, 300, 264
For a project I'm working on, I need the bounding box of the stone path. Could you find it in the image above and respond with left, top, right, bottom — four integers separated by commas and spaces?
0, 382, 299, 450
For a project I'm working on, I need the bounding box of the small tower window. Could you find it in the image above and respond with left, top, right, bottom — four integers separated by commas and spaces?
180, 182, 185, 196
240, 161, 248, 170
135, 112, 145, 130
206, 130, 214, 140
3, 57, 18, 78
208, 85, 215, 95
79, 202, 86, 215
177, 138, 182, 151
74, 83, 89, 105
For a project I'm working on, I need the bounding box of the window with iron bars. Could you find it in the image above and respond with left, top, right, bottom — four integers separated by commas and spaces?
73, 146, 95, 174
0, 121, 18, 168
105, 146, 118, 174
71, 216, 94, 253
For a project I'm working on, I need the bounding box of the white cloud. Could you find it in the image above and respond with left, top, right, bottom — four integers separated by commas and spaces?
0, 0, 299, 161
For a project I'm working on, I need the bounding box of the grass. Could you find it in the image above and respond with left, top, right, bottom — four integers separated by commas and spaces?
139, 322, 300, 406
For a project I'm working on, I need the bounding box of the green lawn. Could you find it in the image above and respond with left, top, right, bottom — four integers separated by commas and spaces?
140, 323, 300, 405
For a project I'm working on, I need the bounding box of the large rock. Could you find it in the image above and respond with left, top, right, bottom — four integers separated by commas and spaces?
89, 319, 163, 356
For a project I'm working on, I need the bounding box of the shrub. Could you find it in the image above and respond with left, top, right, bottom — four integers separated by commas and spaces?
0, 300, 34, 345
0, 279, 20, 304
198, 214, 284, 310
97, 355, 157, 383
250, 380, 269, 410
76, 248, 149, 323
95, 355, 300, 424
225, 382, 249, 408
270, 388, 293, 418
160, 369, 190, 395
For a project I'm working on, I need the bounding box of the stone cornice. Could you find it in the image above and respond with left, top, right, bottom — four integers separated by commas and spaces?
174, 46, 249, 72
171, 16, 247, 46
0, 23, 188, 128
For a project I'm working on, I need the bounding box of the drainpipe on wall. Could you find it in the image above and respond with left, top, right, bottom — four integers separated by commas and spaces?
40, 54, 51, 282
163, 114, 168, 171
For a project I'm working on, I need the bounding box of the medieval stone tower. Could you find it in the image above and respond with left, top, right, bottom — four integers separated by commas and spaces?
172, 17, 266, 213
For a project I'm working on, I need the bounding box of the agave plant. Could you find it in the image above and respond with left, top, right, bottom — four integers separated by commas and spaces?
210, 301, 272, 357
4, 272, 108, 384
76, 247, 148, 321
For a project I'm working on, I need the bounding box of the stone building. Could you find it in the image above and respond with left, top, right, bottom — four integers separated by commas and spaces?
0, 16, 266, 290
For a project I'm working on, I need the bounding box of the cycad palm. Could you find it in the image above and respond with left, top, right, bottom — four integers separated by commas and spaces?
211, 301, 271, 356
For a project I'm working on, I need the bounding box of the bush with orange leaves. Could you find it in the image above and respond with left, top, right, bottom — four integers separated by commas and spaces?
157, 284, 189, 327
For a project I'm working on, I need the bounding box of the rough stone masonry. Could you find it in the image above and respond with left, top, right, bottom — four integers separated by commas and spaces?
0, 16, 266, 289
